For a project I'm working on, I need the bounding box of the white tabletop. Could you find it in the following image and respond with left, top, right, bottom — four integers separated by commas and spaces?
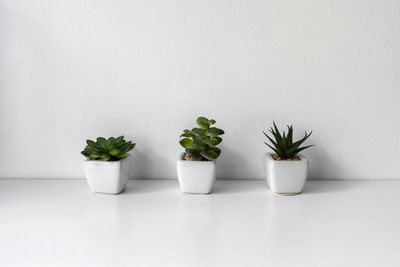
1, 179, 399, 267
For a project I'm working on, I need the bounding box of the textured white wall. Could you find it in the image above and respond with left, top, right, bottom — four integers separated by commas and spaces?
1, 0, 399, 179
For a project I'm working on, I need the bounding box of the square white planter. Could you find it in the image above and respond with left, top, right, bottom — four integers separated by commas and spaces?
84, 156, 129, 194
264, 153, 308, 195
177, 153, 216, 194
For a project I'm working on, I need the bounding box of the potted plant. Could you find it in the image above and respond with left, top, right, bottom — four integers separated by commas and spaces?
263, 122, 313, 195
177, 117, 224, 194
81, 136, 135, 194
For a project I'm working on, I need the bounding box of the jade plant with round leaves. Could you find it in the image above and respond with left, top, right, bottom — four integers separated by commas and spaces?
179, 117, 224, 161
81, 136, 135, 161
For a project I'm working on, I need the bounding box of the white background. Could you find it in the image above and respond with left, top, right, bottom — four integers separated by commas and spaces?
1, 0, 399, 179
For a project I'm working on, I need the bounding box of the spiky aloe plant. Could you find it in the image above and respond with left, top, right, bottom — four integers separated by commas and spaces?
179, 117, 224, 161
263, 122, 313, 160
81, 136, 135, 161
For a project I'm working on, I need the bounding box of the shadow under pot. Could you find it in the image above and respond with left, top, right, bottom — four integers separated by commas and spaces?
84, 155, 130, 194
177, 153, 216, 194
264, 153, 308, 195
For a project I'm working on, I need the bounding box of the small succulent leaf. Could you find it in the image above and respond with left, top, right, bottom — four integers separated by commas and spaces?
105, 138, 112, 146
213, 137, 222, 145
265, 143, 278, 154
106, 144, 116, 151
290, 131, 312, 150
117, 143, 129, 152
208, 147, 221, 156
180, 132, 193, 138
118, 147, 131, 156
294, 145, 314, 154
204, 138, 218, 146
193, 137, 206, 150
115, 136, 124, 143
287, 126, 293, 145
81, 151, 90, 158
96, 137, 107, 147
209, 119, 216, 125
100, 154, 111, 161
185, 148, 201, 157
89, 151, 101, 156
86, 140, 99, 148
263, 131, 277, 147
272, 122, 283, 141
196, 117, 210, 129
192, 128, 206, 137
205, 127, 224, 137
109, 148, 120, 156
204, 137, 223, 146
179, 138, 195, 149
201, 150, 218, 161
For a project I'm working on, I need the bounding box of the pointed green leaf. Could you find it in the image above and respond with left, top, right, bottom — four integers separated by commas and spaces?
115, 136, 124, 143
109, 148, 120, 156
100, 154, 111, 161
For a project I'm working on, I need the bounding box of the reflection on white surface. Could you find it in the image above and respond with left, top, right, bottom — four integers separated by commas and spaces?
0, 180, 399, 267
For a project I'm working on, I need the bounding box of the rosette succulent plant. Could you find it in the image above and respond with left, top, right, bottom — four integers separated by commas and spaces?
263, 122, 313, 160
179, 117, 224, 161
81, 136, 135, 161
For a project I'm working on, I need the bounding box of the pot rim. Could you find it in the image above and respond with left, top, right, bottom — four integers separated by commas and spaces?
178, 152, 216, 163
84, 154, 130, 165
264, 152, 307, 162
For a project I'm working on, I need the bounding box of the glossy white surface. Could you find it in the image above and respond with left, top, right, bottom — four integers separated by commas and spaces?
1, 179, 400, 267
177, 153, 216, 194
264, 153, 308, 195
84, 156, 129, 194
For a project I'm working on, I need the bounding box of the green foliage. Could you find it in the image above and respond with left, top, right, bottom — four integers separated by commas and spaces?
263, 122, 313, 159
179, 117, 224, 161
81, 136, 135, 161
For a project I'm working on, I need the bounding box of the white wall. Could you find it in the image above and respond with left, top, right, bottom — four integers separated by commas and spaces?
1, 0, 399, 179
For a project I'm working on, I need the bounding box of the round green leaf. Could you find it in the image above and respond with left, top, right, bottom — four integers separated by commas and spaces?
204, 138, 218, 146
185, 148, 202, 158
200, 150, 218, 161
196, 117, 210, 129
193, 137, 206, 150
205, 127, 225, 137
192, 128, 206, 137
179, 138, 195, 149
208, 147, 221, 156
180, 132, 193, 138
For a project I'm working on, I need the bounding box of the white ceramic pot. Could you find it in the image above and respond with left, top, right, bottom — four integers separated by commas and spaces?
84, 155, 130, 194
264, 153, 308, 195
177, 153, 216, 194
